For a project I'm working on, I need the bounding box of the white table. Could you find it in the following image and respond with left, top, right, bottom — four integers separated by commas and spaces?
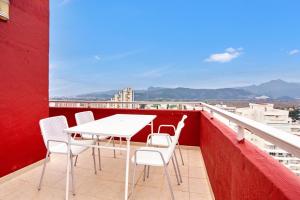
63, 114, 157, 200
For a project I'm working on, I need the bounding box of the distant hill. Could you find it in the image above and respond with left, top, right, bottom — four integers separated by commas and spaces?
136, 87, 256, 100
73, 79, 300, 100
77, 90, 118, 99
240, 79, 300, 99
76, 87, 255, 100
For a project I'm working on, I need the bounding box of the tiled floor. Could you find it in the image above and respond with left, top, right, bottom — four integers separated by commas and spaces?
0, 143, 214, 200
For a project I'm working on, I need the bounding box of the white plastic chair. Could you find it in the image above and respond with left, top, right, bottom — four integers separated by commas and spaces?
38, 116, 97, 195
131, 121, 185, 200
147, 115, 187, 165
75, 111, 116, 170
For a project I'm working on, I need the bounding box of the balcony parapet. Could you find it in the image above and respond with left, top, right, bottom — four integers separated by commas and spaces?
200, 111, 300, 200
200, 102, 300, 159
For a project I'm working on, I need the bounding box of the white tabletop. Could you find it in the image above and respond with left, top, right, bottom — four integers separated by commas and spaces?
64, 114, 156, 138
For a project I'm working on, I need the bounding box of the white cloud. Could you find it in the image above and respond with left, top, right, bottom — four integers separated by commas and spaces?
94, 55, 101, 61
138, 68, 164, 78
289, 49, 299, 56
205, 47, 243, 63
93, 50, 142, 62
135, 65, 171, 78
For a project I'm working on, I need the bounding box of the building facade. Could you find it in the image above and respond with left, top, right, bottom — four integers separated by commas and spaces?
235, 103, 300, 175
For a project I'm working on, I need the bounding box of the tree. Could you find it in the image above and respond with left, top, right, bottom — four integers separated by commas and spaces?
289, 109, 300, 122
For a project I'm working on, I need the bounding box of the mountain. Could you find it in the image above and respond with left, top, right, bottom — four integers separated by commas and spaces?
136, 87, 255, 100
76, 87, 255, 100
240, 79, 300, 99
73, 79, 300, 100
77, 90, 118, 99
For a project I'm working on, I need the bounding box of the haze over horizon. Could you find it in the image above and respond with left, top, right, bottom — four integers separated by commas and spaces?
52, 79, 300, 98
50, 0, 300, 97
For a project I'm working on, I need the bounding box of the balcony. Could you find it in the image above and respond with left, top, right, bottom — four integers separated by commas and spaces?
1, 103, 300, 200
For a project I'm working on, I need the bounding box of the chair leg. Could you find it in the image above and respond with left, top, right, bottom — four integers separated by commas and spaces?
112, 137, 116, 158
171, 157, 180, 185
97, 141, 102, 171
74, 155, 78, 166
92, 147, 97, 174
143, 165, 146, 181
70, 154, 76, 196
163, 163, 175, 200
131, 163, 137, 199
119, 138, 123, 155
174, 152, 183, 183
37, 150, 49, 190
147, 166, 150, 178
177, 142, 184, 166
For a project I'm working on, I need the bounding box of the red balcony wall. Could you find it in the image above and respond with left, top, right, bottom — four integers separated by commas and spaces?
49, 107, 200, 146
0, 1, 49, 177
200, 111, 300, 200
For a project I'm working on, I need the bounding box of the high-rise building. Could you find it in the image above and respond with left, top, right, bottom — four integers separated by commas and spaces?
110, 87, 134, 108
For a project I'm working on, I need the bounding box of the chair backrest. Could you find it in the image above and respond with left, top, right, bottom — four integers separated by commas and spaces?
175, 115, 187, 134
75, 111, 95, 125
166, 121, 185, 161
39, 116, 69, 148
174, 121, 185, 142
182, 115, 188, 122
170, 115, 187, 153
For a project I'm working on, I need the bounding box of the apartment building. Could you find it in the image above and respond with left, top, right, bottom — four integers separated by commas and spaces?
110, 87, 134, 109
215, 104, 237, 113
235, 103, 300, 175
236, 103, 292, 124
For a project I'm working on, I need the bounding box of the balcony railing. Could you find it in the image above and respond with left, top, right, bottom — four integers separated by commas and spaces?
200, 102, 300, 159
49, 100, 202, 110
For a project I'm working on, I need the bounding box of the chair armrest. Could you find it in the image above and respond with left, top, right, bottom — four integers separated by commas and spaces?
46, 139, 69, 150
147, 133, 172, 146
134, 149, 167, 165
158, 124, 176, 134
47, 139, 68, 147
46, 139, 76, 155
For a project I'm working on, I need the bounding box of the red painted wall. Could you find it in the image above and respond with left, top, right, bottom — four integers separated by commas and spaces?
49, 107, 200, 146
200, 111, 300, 200
0, 1, 49, 177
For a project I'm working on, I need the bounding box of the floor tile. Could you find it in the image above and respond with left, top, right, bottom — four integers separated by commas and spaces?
0, 144, 214, 200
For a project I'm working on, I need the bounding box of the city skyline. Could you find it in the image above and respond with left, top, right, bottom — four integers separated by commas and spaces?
50, 0, 300, 96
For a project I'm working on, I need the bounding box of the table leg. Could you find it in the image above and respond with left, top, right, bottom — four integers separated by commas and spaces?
120, 138, 123, 155
147, 120, 154, 180
150, 121, 154, 133
124, 138, 130, 200
65, 134, 71, 200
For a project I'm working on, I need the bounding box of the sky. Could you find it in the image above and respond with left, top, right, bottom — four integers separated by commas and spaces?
50, 0, 300, 97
